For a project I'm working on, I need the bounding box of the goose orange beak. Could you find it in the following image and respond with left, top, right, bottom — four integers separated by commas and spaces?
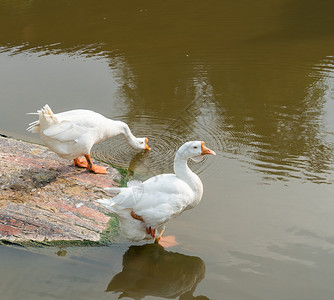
201, 142, 216, 155
144, 138, 151, 150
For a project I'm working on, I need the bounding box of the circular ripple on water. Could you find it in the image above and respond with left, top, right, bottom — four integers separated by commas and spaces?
91, 115, 225, 179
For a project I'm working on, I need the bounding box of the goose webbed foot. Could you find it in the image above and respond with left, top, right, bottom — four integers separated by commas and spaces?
89, 164, 108, 174
84, 154, 108, 174
74, 157, 88, 168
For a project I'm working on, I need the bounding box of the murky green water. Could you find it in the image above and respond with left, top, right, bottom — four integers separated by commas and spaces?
1, 0, 334, 299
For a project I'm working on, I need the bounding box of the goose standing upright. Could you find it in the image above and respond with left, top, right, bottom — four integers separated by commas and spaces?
97, 141, 216, 243
27, 105, 150, 173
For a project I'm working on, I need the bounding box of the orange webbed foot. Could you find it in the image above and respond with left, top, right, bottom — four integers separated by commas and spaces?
89, 165, 108, 174
84, 154, 108, 174
155, 236, 178, 248
74, 157, 89, 168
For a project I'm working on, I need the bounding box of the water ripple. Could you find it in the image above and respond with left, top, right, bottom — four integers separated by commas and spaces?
92, 114, 224, 180
91, 111, 334, 184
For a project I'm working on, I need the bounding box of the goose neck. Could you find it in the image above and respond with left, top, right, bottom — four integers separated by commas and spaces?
174, 152, 196, 182
173, 150, 204, 206
118, 121, 138, 148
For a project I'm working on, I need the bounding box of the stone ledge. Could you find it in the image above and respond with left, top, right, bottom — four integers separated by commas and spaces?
0, 136, 121, 246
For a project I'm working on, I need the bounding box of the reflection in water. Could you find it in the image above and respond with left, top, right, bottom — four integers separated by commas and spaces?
106, 243, 208, 299
1, 0, 334, 183
1, 1, 334, 299
93, 96, 224, 180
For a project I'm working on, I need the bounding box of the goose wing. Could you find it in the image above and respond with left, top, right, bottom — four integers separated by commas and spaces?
42, 120, 91, 142
134, 174, 194, 226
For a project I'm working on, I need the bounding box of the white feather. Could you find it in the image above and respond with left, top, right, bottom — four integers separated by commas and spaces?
96, 141, 216, 242
27, 105, 149, 160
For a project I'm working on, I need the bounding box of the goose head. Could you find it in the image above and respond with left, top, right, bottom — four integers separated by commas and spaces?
177, 141, 216, 161
133, 137, 151, 151
119, 122, 150, 151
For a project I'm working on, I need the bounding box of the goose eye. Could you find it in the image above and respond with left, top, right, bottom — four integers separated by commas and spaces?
140, 141, 144, 144
194, 146, 198, 149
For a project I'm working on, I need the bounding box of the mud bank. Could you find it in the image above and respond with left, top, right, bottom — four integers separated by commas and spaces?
0, 136, 121, 246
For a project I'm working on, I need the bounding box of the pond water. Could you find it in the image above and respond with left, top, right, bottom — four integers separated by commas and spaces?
1, 0, 334, 299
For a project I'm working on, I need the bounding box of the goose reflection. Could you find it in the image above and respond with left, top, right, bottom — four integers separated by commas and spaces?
106, 243, 209, 299
128, 150, 153, 175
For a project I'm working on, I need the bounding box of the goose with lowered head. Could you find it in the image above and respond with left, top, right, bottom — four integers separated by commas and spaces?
27, 105, 150, 174
97, 141, 216, 243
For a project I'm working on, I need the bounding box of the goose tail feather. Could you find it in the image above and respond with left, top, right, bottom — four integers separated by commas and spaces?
27, 104, 57, 133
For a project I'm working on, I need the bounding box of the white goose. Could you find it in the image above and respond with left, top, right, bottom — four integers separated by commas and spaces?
97, 141, 216, 243
27, 105, 150, 173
